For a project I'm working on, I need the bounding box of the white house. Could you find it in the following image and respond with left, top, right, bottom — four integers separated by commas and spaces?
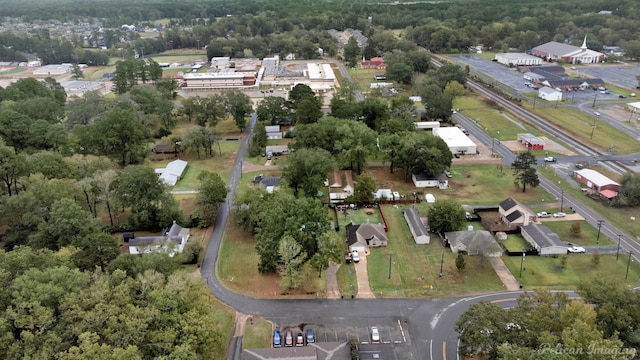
404, 208, 430, 244
265, 125, 282, 139
374, 189, 399, 201
538, 86, 562, 101
412, 173, 448, 189
128, 221, 190, 257
155, 159, 188, 186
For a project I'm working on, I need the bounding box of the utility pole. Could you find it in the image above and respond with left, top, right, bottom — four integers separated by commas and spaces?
592, 91, 598, 107
596, 220, 605, 244
616, 234, 622, 261
140, 47, 144, 59
439, 252, 444, 277
388, 254, 392, 280
625, 251, 632, 280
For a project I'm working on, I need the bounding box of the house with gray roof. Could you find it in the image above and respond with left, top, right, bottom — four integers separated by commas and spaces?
128, 221, 190, 257
403, 208, 429, 244
345, 222, 387, 253
521, 224, 567, 256
155, 159, 188, 186
444, 230, 503, 257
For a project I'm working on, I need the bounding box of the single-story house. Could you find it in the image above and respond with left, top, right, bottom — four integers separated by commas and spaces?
538, 86, 562, 101
155, 159, 188, 186
361, 57, 386, 70
499, 197, 535, 229
413, 121, 440, 130
345, 222, 388, 252
266, 145, 290, 156
129, 221, 190, 257
328, 170, 354, 195
521, 224, 567, 256
517, 133, 545, 150
253, 174, 281, 193
403, 208, 430, 244
444, 230, 503, 257
265, 125, 282, 140
574, 169, 619, 199
412, 173, 449, 189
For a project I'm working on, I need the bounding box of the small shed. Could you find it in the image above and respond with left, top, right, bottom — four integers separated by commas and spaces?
517, 133, 545, 151
412, 173, 448, 189
403, 208, 430, 244
425, 194, 435, 203
521, 224, 567, 256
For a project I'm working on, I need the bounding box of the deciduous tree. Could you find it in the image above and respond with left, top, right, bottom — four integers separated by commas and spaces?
511, 151, 539, 192
283, 147, 335, 197
427, 199, 466, 233
196, 171, 227, 226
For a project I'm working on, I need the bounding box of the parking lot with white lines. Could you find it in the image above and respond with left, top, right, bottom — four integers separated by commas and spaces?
274, 318, 408, 345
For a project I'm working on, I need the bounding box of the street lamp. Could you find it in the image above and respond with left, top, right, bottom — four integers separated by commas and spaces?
439, 252, 444, 278
558, 181, 564, 212
519, 250, 525, 278
596, 220, 605, 245
388, 254, 392, 280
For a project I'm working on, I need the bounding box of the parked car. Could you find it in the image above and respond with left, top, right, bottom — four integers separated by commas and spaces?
295, 332, 305, 346
351, 250, 360, 263
306, 328, 315, 344
284, 330, 293, 347
553, 212, 566, 218
444, 170, 452, 178
536, 212, 551, 218
543, 156, 556, 162
371, 326, 380, 343
568, 245, 586, 253
273, 330, 282, 348
344, 252, 352, 263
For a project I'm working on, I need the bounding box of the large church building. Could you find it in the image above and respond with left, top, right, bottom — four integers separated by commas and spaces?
531, 36, 605, 64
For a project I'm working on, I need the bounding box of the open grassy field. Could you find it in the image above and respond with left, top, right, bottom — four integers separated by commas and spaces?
367, 204, 505, 297
503, 253, 640, 289
336, 260, 359, 297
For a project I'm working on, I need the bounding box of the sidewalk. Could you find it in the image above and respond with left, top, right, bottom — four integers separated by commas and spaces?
354, 252, 375, 298
325, 263, 341, 299
489, 257, 521, 291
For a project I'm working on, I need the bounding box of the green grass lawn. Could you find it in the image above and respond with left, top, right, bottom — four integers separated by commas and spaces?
367, 204, 505, 297
542, 220, 614, 247
336, 261, 359, 297
243, 318, 273, 349
502, 234, 530, 252
503, 253, 640, 289
521, 101, 638, 154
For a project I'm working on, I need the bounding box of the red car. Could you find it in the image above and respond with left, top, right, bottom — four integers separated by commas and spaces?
284, 330, 293, 347
295, 332, 305, 346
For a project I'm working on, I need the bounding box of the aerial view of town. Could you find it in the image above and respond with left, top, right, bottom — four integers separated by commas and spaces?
0, 0, 639, 359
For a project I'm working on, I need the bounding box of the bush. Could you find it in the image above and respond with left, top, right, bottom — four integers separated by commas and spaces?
154, 127, 172, 138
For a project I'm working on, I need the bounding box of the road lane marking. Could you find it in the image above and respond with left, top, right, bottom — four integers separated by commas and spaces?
442, 341, 447, 360
398, 319, 407, 342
